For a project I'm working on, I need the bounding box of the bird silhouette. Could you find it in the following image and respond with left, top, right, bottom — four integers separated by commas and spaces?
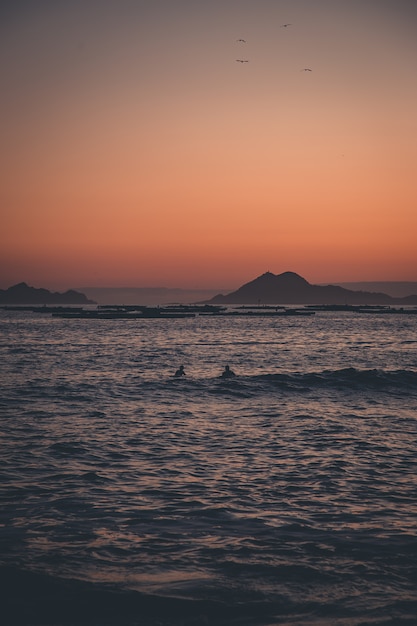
301, 68, 312, 71
280, 24, 292, 27
236, 59, 249, 63
236, 39, 246, 43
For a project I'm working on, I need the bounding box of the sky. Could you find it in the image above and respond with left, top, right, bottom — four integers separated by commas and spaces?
1, 0, 417, 290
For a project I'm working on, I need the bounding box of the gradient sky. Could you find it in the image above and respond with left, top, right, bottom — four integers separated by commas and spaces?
1, 0, 417, 289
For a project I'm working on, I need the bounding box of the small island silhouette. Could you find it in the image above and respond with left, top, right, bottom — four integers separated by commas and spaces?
2, 273, 417, 307
0, 283, 96, 305
206, 271, 417, 305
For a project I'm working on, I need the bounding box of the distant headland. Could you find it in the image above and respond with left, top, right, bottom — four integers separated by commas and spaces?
2, 274, 417, 307
0, 283, 96, 305
205, 272, 417, 305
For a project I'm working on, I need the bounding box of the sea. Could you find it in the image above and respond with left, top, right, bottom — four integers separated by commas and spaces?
1, 307, 417, 626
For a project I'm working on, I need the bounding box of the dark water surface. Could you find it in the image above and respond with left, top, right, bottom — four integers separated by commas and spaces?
1, 310, 417, 625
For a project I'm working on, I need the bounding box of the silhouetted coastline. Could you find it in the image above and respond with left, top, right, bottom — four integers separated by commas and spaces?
206, 271, 417, 305
0, 283, 96, 305
2, 273, 417, 308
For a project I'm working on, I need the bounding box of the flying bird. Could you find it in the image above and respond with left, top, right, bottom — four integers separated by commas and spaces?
236, 59, 249, 63
280, 24, 292, 27
236, 39, 246, 43
301, 68, 312, 71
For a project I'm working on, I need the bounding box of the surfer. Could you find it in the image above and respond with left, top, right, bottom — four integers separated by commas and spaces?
174, 365, 185, 377
220, 365, 236, 379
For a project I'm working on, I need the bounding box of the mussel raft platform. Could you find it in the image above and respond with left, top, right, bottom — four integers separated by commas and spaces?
2, 303, 417, 318
49, 304, 316, 318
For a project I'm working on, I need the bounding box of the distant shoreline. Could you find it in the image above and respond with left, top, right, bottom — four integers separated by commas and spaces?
327, 282, 417, 298
79, 282, 417, 304
76, 287, 226, 306
2, 281, 417, 306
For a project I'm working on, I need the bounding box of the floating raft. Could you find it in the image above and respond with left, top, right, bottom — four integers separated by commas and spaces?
4, 303, 416, 318
49, 304, 316, 319
52, 309, 196, 319
305, 304, 417, 314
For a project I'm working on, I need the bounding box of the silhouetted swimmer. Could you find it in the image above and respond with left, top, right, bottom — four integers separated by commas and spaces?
174, 365, 185, 377
220, 365, 236, 379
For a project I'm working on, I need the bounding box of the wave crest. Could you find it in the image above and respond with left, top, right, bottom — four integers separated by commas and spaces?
256, 368, 417, 391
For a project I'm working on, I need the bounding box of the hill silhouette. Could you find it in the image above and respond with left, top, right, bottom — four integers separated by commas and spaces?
0, 283, 96, 305
207, 272, 417, 305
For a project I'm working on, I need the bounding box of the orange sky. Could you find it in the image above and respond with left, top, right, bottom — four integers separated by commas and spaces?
1, 1, 417, 290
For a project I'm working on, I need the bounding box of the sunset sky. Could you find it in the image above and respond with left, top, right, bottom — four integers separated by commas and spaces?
1, 0, 417, 290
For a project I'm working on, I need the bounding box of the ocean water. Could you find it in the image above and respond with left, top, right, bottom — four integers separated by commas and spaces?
1, 308, 417, 626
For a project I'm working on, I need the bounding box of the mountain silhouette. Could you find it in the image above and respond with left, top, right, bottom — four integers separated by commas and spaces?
207, 271, 417, 305
0, 283, 96, 305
